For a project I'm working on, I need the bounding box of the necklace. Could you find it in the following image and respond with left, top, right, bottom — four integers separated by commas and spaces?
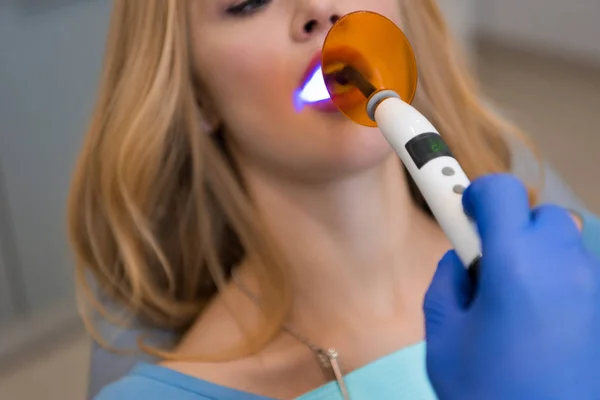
231, 270, 351, 400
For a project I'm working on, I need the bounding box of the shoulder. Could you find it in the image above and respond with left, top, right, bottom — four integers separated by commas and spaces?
93, 365, 212, 400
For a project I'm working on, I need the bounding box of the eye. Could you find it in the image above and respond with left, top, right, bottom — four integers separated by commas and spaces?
226, 0, 272, 17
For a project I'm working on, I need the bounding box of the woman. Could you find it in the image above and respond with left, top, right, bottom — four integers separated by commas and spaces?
68, 0, 599, 399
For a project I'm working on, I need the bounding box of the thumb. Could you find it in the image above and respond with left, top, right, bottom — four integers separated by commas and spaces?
424, 251, 471, 338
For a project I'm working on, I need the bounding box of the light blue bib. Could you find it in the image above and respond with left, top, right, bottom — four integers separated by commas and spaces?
297, 342, 436, 400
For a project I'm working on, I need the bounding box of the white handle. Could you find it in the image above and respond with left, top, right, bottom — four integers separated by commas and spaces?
372, 96, 481, 267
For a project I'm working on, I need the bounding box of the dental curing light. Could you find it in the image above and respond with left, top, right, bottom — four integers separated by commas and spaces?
322, 11, 482, 276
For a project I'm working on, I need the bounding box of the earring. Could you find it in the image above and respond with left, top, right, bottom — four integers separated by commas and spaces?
198, 108, 219, 134
199, 115, 214, 133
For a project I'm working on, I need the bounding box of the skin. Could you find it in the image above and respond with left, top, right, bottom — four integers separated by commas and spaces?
162, 0, 585, 398
188, 0, 412, 183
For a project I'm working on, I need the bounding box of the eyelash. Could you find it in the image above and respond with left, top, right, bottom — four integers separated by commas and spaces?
225, 0, 272, 17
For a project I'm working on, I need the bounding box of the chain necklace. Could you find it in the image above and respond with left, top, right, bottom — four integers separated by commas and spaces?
231, 270, 351, 400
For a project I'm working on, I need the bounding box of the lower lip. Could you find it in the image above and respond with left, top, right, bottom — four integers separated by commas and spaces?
306, 98, 340, 113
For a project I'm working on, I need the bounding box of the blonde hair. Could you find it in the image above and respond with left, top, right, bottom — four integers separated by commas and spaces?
68, 0, 538, 361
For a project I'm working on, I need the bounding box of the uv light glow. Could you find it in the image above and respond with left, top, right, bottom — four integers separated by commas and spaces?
295, 65, 330, 110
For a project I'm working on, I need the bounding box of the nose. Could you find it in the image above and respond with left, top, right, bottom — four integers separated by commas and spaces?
291, 1, 341, 42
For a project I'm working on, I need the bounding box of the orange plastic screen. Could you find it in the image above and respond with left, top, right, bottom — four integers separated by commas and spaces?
322, 11, 418, 127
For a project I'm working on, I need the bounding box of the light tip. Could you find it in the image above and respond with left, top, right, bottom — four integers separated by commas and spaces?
297, 65, 330, 105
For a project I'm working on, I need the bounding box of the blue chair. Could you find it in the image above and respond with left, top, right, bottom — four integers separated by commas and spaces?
86, 155, 588, 398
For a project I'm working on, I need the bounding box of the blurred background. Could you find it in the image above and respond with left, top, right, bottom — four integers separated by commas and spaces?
0, 0, 598, 398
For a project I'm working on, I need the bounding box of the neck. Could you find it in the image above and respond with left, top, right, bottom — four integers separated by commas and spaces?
239, 155, 450, 334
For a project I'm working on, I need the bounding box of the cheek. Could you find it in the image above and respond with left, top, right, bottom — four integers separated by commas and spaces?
210, 46, 288, 106
194, 36, 297, 140
354, 0, 404, 28
194, 39, 320, 173
212, 52, 300, 161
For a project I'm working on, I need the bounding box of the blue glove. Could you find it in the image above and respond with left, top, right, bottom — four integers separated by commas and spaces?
424, 174, 600, 400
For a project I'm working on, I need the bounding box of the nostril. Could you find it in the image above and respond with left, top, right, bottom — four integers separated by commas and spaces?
304, 19, 318, 33
304, 15, 340, 34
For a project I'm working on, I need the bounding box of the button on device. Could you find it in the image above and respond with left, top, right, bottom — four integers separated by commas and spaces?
442, 167, 455, 176
453, 184, 466, 194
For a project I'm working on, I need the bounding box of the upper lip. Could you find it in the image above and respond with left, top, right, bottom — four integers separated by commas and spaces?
300, 49, 324, 90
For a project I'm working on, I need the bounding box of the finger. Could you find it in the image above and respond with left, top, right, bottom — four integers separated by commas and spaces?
463, 174, 531, 240
424, 250, 471, 334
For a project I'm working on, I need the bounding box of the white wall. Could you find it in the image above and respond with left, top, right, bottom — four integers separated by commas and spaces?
438, 0, 477, 48
477, 0, 600, 64
0, 0, 111, 318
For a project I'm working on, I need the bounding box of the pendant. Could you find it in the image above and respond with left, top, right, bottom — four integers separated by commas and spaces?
327, 349, 351, 400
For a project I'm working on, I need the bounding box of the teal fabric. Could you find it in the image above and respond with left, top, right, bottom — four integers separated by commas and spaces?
94, 212, 600, 400
580, 210, 600, 259
295, 342, 435, 400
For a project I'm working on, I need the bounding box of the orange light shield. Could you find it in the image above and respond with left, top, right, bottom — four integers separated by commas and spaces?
322, 11, 419, 127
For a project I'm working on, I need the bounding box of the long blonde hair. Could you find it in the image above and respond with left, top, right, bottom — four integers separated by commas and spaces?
68, 0, 538, 361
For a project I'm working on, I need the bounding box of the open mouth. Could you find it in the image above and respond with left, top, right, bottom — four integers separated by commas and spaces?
297, 64, 331, 105
295, 47, 378, 112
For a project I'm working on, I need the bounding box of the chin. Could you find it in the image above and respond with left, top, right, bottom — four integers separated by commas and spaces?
238, 120, 397, 184
301, 126, 397, 181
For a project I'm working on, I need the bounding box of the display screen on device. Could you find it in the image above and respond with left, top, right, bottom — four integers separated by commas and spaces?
405, 132, 454, 169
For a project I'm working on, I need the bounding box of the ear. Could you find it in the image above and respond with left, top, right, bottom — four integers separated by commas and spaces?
192, 80, 221, 134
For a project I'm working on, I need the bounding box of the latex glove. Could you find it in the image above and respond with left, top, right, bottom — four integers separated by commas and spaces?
424, 173, 600, 400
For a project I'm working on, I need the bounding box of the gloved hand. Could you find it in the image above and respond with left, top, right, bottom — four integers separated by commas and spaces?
424, 173, 600, 400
